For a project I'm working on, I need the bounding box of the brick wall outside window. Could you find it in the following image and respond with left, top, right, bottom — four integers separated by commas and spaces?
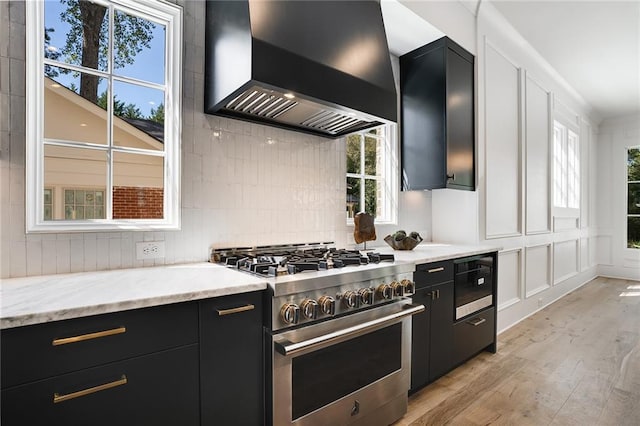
113, 186, 164, 219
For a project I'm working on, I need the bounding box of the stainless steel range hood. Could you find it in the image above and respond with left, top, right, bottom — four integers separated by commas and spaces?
204, 1, 397, 138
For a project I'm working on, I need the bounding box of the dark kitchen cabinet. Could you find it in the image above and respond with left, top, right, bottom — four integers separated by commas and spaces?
453, 306, 496, 366
400, 36, 475, 191
200, 291, 264, 425
410, 260, 455, 392
1, 345, 200, 426
0, 302, 200, 426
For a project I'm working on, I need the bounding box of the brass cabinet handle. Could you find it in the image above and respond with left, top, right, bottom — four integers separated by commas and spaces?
428, 267, 445, 273
53, 375, 127, 403
52, 327, 126, 346
468, 317, 486, 326
216, 304, 255, 316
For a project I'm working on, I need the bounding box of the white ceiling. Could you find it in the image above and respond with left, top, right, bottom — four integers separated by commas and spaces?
381, 0, 640, 121
491, 0, 640, 120
381, 0, 444, 56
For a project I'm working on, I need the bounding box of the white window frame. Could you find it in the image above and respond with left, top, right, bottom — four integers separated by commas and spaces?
26, 0, 182, 232
552, 119, 580, 218
346, 125, 398, 225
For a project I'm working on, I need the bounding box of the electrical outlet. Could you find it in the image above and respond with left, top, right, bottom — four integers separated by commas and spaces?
136, 241, 165, 260
537, 297, 544, 307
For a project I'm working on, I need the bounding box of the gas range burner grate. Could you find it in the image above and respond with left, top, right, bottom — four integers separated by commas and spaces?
210, 243, 395, 277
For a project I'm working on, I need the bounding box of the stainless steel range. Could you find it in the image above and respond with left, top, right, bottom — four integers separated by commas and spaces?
211, 243, 424, 426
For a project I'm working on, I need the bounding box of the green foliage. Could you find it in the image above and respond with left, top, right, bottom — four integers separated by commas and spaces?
58, 0, 154, 70
628, 148, 640, 181
628, 217, 640, 249
148, 103, 164, 123
57, 0, 155, 101
96, 90, 142, 119
628, 148, 640, 249
44, 27, 62, 78
346, 134, 378, 217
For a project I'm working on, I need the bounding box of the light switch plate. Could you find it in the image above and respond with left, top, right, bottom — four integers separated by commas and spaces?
136, 241, 165, 260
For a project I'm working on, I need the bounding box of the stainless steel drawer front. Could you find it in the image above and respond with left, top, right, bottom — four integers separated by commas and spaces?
455, 294, 493, 320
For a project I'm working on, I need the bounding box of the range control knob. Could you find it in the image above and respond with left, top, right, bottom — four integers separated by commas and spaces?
376, 284, 393, 299
318, 296, 336, 316
343, 291, 360, 308
358, 287, 374, 305
390, 281, 404, 297
300, 299, 319, 320
401, 279, 415, 294
280, 303, 300, 324
377, 284, 393, 300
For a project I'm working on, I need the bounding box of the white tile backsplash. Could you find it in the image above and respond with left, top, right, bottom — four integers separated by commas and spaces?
0, 0, 432, 279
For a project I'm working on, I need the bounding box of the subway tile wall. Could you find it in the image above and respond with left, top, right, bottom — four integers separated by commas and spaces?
0, 0, 431, 279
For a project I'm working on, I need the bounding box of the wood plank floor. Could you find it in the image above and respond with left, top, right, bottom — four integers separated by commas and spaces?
395, 277, 640, 426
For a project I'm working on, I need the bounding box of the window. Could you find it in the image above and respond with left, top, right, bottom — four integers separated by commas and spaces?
43, 188, 53, 220
64, 189, 105, 220
346, 125, 398, 224
26, 0, 182, 232
628, 147, 640, 249
553, 120, 580, 211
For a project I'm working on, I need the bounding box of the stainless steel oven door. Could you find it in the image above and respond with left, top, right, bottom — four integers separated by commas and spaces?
270, 302, 424, 426
454, 255, 494, 320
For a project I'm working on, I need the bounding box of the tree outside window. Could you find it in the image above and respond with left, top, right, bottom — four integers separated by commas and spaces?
346, 126, 397, 224
27, 0, 182, 231
628, 147, 640, 249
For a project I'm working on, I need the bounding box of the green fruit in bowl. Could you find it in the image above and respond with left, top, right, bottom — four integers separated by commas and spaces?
409, 231, 421, 240
393, 230, 406, 241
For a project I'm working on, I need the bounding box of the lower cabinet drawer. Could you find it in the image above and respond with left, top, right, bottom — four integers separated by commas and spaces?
1, 345, 200, 426
453, 307, 495, 365
1, 302, 198, 388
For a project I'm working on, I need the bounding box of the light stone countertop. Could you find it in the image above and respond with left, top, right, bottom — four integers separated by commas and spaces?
0, 243, 501, 330
0, 263, 267, 329
375, 243, 501, 264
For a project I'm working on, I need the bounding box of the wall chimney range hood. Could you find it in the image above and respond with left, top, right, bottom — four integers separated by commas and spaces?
204, 1, 397, 138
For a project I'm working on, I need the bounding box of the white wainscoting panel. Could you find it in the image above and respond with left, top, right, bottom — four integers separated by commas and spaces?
497, 249, 522, 310
554, 239, 579, 284
524, 74, 551, 235
596, 235, 613, 266
580, 237, 590, 272
525, 243, 551, 297
554, 217, 579, 232
485, 41, 521, 239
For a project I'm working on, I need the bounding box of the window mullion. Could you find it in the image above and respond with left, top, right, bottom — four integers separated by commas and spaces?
106, 3, 115, 221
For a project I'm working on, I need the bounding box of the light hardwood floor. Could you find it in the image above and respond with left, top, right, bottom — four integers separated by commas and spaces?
396, 277, 640, 426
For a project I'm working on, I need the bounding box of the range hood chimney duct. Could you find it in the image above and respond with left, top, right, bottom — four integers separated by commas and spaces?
204, 1, 397, 138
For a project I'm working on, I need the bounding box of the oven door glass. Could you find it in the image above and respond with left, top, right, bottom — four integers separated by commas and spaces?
454, 255, 493, 309
291, 323, 401, 420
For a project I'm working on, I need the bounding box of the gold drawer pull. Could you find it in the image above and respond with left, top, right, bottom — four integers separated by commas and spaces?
428, 267, 445, 273
52, 327, 126, 346
53, 375, 127, 403
216, 304, 255, 316
468, 317, 486, 326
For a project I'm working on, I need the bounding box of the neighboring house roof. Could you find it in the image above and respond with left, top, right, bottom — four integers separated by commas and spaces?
121, 117, 164, 143
45, 76, 164, 151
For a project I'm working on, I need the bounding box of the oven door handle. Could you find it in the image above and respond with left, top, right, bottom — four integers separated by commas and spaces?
274, 303, 425, 356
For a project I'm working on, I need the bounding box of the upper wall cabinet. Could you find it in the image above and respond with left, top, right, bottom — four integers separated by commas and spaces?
400, 37, 475, 191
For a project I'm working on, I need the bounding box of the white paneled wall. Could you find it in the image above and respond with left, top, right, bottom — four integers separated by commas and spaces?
553, 239, 579, 284
0, 0, 432, 279
497, 249, 521, 310
524, 74, 551, 235
475, 2, 599, 332
525, 244, 550, 297
484, 41, 521, 238
597, 116, 640, 280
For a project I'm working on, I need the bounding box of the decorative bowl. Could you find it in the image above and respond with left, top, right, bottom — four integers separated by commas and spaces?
383, 233, 423, 250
